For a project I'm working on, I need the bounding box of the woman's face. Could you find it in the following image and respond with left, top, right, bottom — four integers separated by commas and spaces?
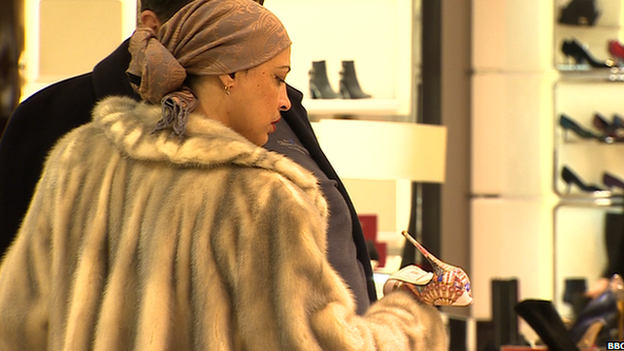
227, 47, 291, 146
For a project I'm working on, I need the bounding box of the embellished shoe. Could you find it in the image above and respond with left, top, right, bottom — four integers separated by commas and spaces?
383, 231, 472, 306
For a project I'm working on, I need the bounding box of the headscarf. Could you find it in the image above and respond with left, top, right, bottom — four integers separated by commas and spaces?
127, 0, 291, 137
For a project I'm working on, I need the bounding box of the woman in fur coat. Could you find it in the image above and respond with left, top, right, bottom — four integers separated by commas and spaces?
0, 0, 447, 350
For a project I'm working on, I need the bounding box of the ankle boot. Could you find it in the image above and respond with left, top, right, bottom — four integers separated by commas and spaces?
339, 60, 371, 99
514, 299, 580, 351
308, 61, 341, 99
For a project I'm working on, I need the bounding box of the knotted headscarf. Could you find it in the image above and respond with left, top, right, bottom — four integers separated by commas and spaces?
127, 0, 291, 137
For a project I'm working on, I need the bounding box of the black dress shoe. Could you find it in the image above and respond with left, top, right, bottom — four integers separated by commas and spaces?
515, 299, 580, 351
561, 39, 612, 68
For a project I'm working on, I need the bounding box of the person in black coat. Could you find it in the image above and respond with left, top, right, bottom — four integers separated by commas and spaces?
0, 0, 376, 314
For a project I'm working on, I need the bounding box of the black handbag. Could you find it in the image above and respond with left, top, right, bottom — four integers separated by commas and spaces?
558, 0, 600, 26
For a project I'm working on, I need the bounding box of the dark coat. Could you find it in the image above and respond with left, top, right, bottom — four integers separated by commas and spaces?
0, 40, 377, 303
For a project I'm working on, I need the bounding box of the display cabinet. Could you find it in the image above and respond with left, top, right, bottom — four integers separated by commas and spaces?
552, 0, 624, 317
265, 0, 418, 120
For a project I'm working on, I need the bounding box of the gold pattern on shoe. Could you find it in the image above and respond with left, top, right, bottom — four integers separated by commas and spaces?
383, 231, 473, 306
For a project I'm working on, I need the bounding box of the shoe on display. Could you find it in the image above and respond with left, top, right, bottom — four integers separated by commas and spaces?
309, 60, 341, 99
561, 39, 612, 68
339, 60, 372, 99
559, 114, 602, 140
515, 299, 581, 351
561, 165, 606, 193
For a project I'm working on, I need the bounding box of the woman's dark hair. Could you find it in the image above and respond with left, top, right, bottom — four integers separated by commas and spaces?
141, 0, 265, 22
140, 0, 195, 22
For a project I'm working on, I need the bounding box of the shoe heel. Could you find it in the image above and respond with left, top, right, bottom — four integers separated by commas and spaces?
339, 82, 350, 99
308, 61, 341, 99
309, 81, 320, 99
576, 321, 604, 349
339, 60, 371, 99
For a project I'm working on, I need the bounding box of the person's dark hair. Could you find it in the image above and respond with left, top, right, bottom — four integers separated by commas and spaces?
140, 0, 264, 22
139, 0, 195, 22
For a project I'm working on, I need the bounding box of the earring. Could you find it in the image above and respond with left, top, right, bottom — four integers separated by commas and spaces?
224, 85, 231, 95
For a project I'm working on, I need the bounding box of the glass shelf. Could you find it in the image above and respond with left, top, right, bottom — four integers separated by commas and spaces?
302, 98, 402, 117
556, 193, 624, 206
556, 23, 623, 31
557, 66, 624, 81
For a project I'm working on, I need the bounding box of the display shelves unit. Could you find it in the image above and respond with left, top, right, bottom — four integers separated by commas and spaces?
552, 0, 624, 316
555, 0, 624, 71
264, 0, 417, 119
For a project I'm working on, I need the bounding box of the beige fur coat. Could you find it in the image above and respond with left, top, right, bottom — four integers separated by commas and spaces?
0, 96, 447, 351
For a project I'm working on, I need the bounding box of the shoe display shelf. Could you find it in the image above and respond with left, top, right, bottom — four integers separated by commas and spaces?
555, 0, 624, 72
552, 0, 624, 319
264, 0, 418, 120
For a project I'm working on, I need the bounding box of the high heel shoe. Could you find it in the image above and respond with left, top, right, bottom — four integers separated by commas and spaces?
561, 165, 606, 193
515, 299, 581, 351
339, 60, 371, 99
613, 114, 624, 130
309, 61, 341, 99
575, 320, 606, 349
593, 113, 624, 139
560, 114, 601, 140
603, 172, 624, 191
562, 39, 612, 68
609, 40, 624, 64
594, 113, 624, 142
558, 0, 600, 26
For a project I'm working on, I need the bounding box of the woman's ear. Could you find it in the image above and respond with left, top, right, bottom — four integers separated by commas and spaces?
140, 10, 162, 31
218, 74, 235, 89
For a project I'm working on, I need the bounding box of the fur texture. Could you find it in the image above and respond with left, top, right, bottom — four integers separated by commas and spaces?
0, 96, 446, 351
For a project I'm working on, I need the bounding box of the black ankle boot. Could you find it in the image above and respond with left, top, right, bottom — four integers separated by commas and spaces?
558, 0, 600, 26
339, 60, 371, 99
309, 61, 341, 99
514, 299, 580, 351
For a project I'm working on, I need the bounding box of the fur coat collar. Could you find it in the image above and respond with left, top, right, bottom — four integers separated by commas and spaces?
94, 96, 327, 220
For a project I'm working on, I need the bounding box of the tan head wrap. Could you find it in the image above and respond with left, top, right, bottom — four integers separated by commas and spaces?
127, 0, 291, 137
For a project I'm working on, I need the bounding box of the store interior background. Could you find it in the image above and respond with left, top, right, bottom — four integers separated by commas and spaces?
10, 0, 618, 349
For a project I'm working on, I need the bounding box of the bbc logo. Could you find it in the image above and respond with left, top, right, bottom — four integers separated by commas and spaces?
607, 341, 624, 349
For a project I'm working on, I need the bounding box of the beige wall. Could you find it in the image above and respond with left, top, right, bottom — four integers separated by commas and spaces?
470, 0, 559, 340
22, 0, 136, 98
